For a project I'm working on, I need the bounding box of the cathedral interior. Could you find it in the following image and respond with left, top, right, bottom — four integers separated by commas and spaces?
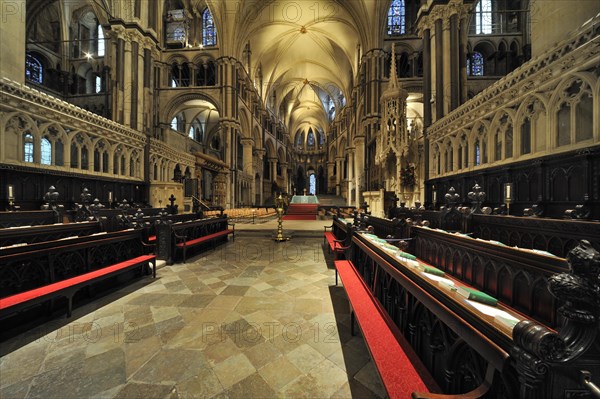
0, 0, 596, 215
1, 0, 600, 398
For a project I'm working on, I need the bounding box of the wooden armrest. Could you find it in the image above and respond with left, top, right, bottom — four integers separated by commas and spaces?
411, 365, 493, 399
172, 231, 187, 242
333, 244, 350, 251
324, 224, 333, 231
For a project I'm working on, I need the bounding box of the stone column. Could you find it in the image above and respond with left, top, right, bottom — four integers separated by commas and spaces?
254, 148, 265, 205
240, 138, 254, 177
336, 157, 344, 196
442, 17, 452, 116
434, 18, 444, 120
122, 34, 132, 127
269, 157, 277, 182
353, 136, 365, 206
135, 37, 145, 131
449, 13, 460, 112
327, 161, 335, 194
280, 162, 288, 193
0, 1, 25, 83
221, 123, 234, 208
459, 13, 469, 104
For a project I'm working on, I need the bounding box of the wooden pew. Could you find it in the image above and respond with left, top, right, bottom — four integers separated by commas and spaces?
357, 214, 410, 239
324, 217, 353, 252
411, 226, 568, 327
0, 210, 59, 228
348, 232, 600, 398
0, 229, 155, 323
156, 216, 234, 263
335, 259, 438, 398
469, 214, 600, 258
0, 221, 101, 248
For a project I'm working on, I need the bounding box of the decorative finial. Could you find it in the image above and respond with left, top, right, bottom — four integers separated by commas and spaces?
389, 43, 399, 89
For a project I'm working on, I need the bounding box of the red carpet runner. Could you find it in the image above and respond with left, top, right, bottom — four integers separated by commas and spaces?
283, 204, 318, 220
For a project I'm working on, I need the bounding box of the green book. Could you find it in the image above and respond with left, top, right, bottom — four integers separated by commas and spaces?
457, 286, 498, 306
395, 251, 417, 260
423, 266, 445, 276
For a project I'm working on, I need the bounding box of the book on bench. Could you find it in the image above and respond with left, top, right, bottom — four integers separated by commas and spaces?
395, 250, 417, 260
422, 265, 445, 276
456, 286, 498, 306
465, 300, 520, 330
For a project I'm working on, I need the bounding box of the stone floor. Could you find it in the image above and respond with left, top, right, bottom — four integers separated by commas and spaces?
0, 233, 385, 398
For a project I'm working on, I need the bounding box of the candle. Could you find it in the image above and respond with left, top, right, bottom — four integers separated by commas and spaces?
506, 185, 511, 200
433, 191, 437, 202
108, 191, 113, 202
8, 185, 13, 198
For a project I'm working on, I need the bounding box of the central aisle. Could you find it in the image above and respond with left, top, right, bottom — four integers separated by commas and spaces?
0, 235, 385, 399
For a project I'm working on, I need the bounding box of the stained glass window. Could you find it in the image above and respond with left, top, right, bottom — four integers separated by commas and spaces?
468, 52, 484, 76
173, 27, 185, 41
475, 140, 481, 165
97, 25, 105, 56
307, 129, 315, 147
309, 174, 316, 195
387, 0, 406, 35
25, 54, 42, 84
475, 0, 492, 34
296, 132, 304, 148
24, 133, 34, 162
203, 8, 217, 46
95, 76, 102, 93
41, 138, 52, 165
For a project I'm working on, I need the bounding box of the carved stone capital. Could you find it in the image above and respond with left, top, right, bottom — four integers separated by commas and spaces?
240, 138, 254, 147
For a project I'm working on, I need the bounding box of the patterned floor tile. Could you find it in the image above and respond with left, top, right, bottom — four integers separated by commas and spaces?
0, 235, 384, 399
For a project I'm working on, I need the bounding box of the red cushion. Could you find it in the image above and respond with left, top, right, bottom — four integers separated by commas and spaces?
335, 260, 430, 398
0, 255, 155, 310
324, 232, 339, 249
148, 235, 156, 242
176, 229, 234, 248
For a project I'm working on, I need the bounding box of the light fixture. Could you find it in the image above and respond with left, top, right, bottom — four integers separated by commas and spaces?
84, 52, 93, 60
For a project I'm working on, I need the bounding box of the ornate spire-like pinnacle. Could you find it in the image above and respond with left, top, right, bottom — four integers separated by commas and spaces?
389, 43, 399, 89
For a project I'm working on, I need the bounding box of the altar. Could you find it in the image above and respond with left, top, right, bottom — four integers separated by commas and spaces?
290, 195, 320, 204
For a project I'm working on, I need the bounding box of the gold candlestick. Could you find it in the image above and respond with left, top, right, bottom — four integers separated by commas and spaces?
273, 194, 290, 242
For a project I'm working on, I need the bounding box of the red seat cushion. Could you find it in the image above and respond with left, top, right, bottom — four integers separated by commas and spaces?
176, 229, 233, 248
0, 255, 155, 310
335, 260, 430, 398
324, 232, 341, 250
148, 235, 156, 242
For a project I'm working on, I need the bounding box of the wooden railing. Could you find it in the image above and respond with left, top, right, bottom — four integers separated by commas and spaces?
348, 233, 600, 398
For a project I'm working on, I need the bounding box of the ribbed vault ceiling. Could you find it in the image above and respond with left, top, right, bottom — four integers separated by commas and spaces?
210, 0, 389, 137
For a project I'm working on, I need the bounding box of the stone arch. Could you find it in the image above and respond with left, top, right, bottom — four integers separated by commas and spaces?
238, 108, 252, 138
161, 92, 221, 124
264, 138, 276, 159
